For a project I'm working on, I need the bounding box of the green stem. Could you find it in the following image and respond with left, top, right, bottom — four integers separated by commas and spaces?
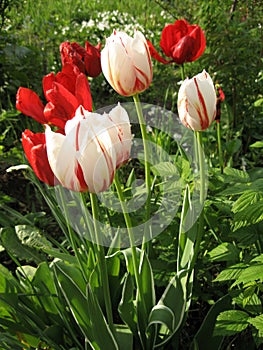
190, 131, 206, 270
216, 121, 224, 173
180, 64, 185, 81
58, 186, 88, 283
133, 93, 152, 248
89, 192, 114, 333
114, 173, 147, 317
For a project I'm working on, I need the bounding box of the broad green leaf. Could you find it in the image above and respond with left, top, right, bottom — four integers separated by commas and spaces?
232, 261, 263, 286
151, 162, 179, 177
232, 191, 263, 213
222, 167, 250, 183
118, 273, 138, 337
136, 251, 156, 348
214, 310, 249, 336
15, 225, 53, 250
148, 269, 189, 348
53, 261, 92, 338
192, 294, 232, 350
207, 242, 240, 262
250, 141, 263, 148
86, 284, 118, 350
0, 227, 44, 263
213, 263, 247, 283
248, 314, 263, 332
233, 200, 263, 231
148, 304, 175, 333
115, 325, 133, 350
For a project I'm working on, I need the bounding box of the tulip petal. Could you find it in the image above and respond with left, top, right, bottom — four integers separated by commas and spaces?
16, 87, 45, 124
22, 129, 56, 186
45, 125, 88, 192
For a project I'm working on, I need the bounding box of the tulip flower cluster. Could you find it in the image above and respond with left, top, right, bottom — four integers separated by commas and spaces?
16, 40, 132, 192
16, 19, 218, 194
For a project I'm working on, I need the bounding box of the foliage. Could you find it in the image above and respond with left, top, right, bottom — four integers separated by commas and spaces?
0, 0, 263, 349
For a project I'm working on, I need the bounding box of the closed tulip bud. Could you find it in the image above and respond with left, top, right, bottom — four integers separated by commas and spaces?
45, 104, 132, 193
177, 70, 217, 131
101, 30, 152, 96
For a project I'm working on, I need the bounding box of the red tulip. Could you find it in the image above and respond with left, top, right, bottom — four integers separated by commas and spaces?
60, 41, 102, 78
22, 129, 57, 186
148, 19, 206, 65
16, 64, 92, 129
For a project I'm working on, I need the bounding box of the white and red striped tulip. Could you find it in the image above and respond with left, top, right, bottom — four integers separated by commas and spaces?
101, 30, 152, 96
177, 70, 217, 131
45, 104, 131, 193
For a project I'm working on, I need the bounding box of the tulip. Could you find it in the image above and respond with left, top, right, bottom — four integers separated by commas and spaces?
16, 63, 92, 129
22, 129, 57, 186
45, 104, 132, 193
60, 41, 102, 78
148, 19, 206, 65
101, 30, 152, 96
177, 70, 217, 131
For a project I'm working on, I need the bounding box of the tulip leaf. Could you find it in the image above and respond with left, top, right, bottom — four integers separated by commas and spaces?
136, 251, 156, 348
148, 269, 190, 348
118, 273, 138, 337
53, 260, 118, 349
86, 284, 118, 350
192, 294, 232, 350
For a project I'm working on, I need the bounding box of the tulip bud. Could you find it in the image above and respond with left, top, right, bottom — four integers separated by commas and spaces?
45, 104, 132, 193
101, 30, 152, 96
177, 70, 217, 131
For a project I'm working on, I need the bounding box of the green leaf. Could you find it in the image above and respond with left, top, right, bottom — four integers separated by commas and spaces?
136, 251, 156, 347
233, 200, 263, 230
207, 242, 240, 262
86, 284, 118, 350
118, 273, 138, 338
223, 167, 250, 183
192, 294, 232, 350
148, 304, 175, 332
214, 310, 250, 336
148, 269, 189, 348
248, 314, 263, 332
0, 227, 44, 263
249, 141, 263, 148
232, 191, 263, 213
213, 263, 247, 283
53, 261, 93, 339
15, 225, 52, 250
115, 325, 133, 350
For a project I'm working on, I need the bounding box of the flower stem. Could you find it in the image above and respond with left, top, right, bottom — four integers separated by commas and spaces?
133, 93, 152, 248
114, 173, 147, 317
89, 192, 114, 333
216, 121, 224, 173
180, 64, 185, 81
190, 131, 205, 270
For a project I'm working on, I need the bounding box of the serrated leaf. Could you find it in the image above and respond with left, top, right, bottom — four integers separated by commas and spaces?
15, 225, 52, 250
233, 200, 263, 230
214, 310, 249, 336
213, 263, 247, 283
0, 227, 44, 263
232, 191, 263, 213
249, 314, 263, 332
232, 261, 263, 286
223, 167, 250, 183
207, 242, 240, 262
